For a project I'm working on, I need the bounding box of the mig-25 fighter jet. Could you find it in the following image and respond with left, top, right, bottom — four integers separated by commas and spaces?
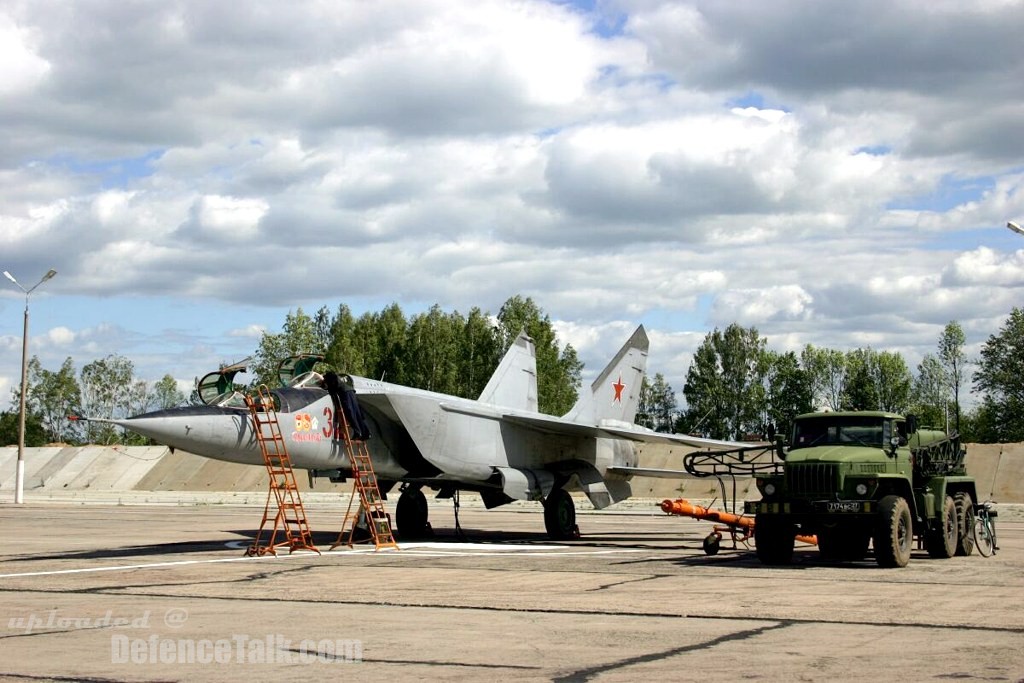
94, 326, 743, 539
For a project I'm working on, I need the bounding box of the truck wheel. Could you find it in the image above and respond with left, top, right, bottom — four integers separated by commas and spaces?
818, 526, 869, 561
844, 529, 870, 560
755, 515, 795, 565
925, 495, 957, 559
817, 528, 840, 560
874, 495, 913, 568
954, 492, 975, 556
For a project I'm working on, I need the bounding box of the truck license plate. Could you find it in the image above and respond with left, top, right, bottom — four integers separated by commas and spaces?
827, 502, 860, 512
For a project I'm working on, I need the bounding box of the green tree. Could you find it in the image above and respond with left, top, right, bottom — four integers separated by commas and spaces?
458, 307, 501, 399
406, 305, 462, 393
637, 373, 677, 432
912, 354, 948, 429
874, 351, 912, 413
0, 410, 47, 447
973, 307, 1024, 442
79, 354, 137, 444
682, 324, 767, 439
765, 350, 813, 438
372, 303, 408, 384
962, 398, 999, 443
843, 349, 911, 413
149, 375, 186, 411
843, 348, 880, 410
801, 345, 846, 411
938, 321, 967, 432
252, 308, 323, 387
324, 304, 367, 376
25, 356, 82, 443
495, 296, 581, 415
312, 305, 335, 353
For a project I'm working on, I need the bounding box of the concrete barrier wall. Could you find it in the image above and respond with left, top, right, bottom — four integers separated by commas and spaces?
0, 442, 1021, 502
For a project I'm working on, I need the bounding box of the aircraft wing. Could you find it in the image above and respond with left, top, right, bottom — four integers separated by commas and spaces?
496, 411, 606, 438
498, 410, 753, 451
595, 425, 753, 451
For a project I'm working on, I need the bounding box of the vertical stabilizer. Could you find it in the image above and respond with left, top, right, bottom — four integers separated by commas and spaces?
478, 331, 538, 411
564, 326, 648, 424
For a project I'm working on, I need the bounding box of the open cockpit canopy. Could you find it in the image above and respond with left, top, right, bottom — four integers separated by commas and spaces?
277, 353, 326, 388
196, 359, 250, 407
195, 354, 327, 407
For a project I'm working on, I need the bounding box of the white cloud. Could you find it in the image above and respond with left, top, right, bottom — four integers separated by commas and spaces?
944, 247, 1024, 286
45, 326, 76, 346
712, 285, 814, 325
228, 325, 266, 339
0, 14, 50, 95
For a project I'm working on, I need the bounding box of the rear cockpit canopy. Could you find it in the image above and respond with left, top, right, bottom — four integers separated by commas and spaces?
277, 354, 325, 388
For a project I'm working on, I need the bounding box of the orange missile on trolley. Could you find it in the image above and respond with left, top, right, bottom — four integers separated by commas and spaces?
661, 498, 816, 555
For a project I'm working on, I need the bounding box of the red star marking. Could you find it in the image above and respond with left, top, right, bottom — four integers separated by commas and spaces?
612, 375, 625, 402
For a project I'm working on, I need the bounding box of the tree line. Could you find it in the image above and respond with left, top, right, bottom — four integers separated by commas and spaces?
4, 298, 1023, 446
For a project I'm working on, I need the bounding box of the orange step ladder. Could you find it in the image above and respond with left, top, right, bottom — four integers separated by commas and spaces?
331, 402, 399, 552
244, 385, 320, 556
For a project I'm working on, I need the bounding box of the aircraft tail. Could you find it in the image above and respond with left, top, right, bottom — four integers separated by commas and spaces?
478, 331, 538, 411
564, 325, 648, 425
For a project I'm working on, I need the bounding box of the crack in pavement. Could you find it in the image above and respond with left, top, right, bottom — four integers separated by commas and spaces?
551, 620, 794, 682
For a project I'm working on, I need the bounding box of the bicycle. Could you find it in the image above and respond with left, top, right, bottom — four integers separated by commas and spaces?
973, 500, 998, 557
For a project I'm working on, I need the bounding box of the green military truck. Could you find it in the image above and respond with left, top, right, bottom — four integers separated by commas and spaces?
744, 411, 977, 568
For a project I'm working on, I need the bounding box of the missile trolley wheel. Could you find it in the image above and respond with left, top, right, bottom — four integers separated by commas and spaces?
703, 532, 722, 556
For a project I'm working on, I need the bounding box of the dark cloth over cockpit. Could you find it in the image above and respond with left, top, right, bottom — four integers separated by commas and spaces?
324, 371, 371, 441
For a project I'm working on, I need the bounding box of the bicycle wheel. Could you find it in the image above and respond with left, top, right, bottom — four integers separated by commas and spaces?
974, 515, 995, 557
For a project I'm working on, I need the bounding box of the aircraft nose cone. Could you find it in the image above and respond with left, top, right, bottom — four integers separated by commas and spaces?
116, 406, 251, 456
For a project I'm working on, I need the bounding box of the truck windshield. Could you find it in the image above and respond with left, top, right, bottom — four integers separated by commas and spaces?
792, 416, 887, 449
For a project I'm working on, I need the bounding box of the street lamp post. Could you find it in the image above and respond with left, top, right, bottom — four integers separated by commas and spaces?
4, 269, 57, 504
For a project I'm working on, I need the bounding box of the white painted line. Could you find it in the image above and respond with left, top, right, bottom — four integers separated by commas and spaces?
0, 543, 645, 579
0, 551, 319, 579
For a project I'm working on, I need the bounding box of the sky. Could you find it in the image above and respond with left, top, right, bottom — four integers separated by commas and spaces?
2, 0, 1023, 412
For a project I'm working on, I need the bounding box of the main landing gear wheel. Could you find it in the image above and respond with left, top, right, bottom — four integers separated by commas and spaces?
396, 487, 430, 540
543, 489, 578, 540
